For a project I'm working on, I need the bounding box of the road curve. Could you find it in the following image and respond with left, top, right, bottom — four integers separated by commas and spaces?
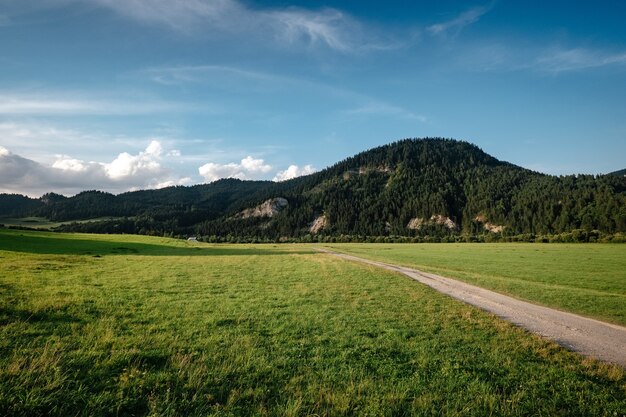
318, 248, 626, 368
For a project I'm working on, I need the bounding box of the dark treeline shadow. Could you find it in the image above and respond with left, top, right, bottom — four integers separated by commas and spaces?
0, 230, 313, 257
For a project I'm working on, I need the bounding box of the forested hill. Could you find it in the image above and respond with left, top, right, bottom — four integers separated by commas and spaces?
2, 138, 625, 239
610, 168, 626, 177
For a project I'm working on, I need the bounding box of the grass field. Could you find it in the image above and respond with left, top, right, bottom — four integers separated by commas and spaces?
323, 243, 626, 326
1, 229, 625, 416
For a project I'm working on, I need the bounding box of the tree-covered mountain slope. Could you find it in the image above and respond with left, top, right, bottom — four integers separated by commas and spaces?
2, 138, 625, 238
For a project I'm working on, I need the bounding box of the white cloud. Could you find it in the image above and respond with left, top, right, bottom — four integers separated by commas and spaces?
240, 155, 272, 173
427, 5, 490, 38
274, 164, 316, 181
198, 162, 244, 182
153, 177, 192, 189
47, 140, 167, 183
52, 157, 90, 172
0, 141, 188, 196
104, 143, 164, 181
198, 157, 316, 183
198, 156, 272, 182
144, 140, 163, 156
2, 142, 318, 194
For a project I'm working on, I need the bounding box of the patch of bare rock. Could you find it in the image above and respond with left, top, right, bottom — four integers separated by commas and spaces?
406, 215, 458, 231
406, 217, 425, 230
309, 215, 328, 233
236, 197, 288, 219
431, 214, 458, 230
343, 166, 392, 180
474, 215, 505, 233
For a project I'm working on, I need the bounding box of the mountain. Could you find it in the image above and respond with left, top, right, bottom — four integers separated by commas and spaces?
2, 138, 625, 239
609, 168, 626, 177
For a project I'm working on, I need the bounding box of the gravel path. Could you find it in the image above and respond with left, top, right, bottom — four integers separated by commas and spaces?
318, 248, 626, 368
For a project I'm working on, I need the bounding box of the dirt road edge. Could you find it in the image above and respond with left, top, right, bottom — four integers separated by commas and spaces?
318, 248, 626, 368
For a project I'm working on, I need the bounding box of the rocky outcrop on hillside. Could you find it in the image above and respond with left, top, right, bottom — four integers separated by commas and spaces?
474, 215, 505, 233
309, 215, 328, 233
407, 217, 425, 230
406, 215, 457, 230
430, 215, 458, 230
236, 197, 288, 219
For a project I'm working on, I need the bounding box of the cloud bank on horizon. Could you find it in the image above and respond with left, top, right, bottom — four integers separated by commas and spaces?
1, 0, 626, 196
0, 141, 316, 197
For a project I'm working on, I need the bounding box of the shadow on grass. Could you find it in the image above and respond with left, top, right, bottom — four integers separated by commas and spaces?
0, 306, 85, 327
0, 282, 92, 329
0, 230, 311, 257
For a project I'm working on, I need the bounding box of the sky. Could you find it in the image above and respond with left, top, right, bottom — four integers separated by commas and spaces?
1, 0, 626, 197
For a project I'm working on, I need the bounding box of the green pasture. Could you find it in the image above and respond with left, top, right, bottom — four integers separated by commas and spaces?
322, 243, 626, 326
0, 229, 624, 416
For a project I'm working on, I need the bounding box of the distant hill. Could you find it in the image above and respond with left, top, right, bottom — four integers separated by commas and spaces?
0, 194, 43, 217
609, 168, 626, 177
2, 138, 625, 239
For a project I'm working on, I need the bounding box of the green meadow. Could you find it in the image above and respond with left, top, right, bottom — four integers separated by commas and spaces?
0, 229, 625, 416
323, 243, 626, 326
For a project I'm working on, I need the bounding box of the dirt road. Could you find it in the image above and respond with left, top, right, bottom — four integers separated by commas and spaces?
318, 248, 626, 368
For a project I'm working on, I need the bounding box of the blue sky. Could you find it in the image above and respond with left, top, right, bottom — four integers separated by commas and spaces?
1, 0, 625, 196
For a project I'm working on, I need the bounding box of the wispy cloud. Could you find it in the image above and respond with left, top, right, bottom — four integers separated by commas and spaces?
265, 7, 364, 53
142, 64, 347, 99
143, 65, 280, 87
0, 121, 105, 161
458, 42, 626, 74
93, 0, 242, 34
5, 0, 387, 52
2, 0, 409, 53
427, 5, 491, 38
345, 102, 427, 122
0, 121, 190, 169
534, 47, 626, 73
0, 92, 199, 116
143, 64, 426, 124
90, 0, 396, 53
